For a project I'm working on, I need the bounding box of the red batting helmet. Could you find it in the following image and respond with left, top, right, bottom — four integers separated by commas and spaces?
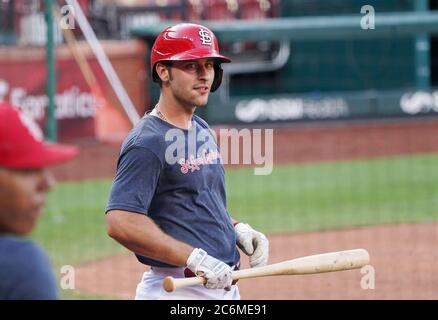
151, 23, 231, 92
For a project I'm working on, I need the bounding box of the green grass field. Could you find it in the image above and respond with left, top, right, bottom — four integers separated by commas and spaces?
30, 153, 438, 298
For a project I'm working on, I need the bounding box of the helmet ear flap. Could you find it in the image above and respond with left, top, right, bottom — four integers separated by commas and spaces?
211, 65, 223, 92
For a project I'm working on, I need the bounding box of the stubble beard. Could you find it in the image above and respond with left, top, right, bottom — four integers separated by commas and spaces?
174, 90, 210, 111
167, 73, 211, 110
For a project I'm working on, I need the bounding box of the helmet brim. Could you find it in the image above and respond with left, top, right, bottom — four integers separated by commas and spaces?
166, 47, 231, 64
152, 48, 231, 82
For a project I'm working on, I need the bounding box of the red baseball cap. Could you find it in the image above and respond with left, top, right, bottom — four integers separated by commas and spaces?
0, 102, 79, 169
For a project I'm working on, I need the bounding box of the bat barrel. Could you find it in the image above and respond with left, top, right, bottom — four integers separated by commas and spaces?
286, 248, 370, 274
234, 248, 370, 278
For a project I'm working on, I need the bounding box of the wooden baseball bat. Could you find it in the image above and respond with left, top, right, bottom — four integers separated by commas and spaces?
163, 248, 369, 293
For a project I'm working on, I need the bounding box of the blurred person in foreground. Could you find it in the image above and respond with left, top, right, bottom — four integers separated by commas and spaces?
0, 103, 79, 300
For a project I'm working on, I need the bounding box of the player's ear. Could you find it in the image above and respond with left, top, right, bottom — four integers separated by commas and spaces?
156, 63, 171, 83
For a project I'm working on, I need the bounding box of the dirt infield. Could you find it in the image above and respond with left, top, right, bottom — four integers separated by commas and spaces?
55, 117, 438, 299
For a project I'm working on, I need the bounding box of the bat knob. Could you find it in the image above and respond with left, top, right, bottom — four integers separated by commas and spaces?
163, 276, 176, 292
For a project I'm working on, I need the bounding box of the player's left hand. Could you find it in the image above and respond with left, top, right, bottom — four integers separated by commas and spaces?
234, 223, 269, 268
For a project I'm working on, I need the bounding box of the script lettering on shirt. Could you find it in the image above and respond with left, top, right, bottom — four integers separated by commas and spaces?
179, 149, 221, 174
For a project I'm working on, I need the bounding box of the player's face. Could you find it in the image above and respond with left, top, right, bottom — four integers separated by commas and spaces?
0, 168, 55, 235
167, 58, 215, 108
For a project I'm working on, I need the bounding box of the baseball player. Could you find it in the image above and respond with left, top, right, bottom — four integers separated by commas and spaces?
105, 23, 269, 300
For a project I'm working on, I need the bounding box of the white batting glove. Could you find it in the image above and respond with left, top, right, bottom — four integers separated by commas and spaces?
186, 248, 233, 290
235, 223, 269, 268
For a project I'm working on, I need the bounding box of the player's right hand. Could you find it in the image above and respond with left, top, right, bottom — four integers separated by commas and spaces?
186, 248, 233, 290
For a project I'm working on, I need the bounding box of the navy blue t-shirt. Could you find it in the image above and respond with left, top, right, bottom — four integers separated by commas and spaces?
0, 236, 58, 300
106, 114, 240, 268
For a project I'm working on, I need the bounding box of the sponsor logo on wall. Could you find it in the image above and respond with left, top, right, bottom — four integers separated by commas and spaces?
235, 97, 349, 123
400, 91, 438, 115
0, 79, 97, 121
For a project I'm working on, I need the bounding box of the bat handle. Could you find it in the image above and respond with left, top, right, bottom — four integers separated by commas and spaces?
163, 272, 240, 292
163, 276, 206, 293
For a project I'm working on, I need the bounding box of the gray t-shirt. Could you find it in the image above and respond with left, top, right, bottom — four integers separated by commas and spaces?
106, 114, 240, 267
0, 236, 58, 300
